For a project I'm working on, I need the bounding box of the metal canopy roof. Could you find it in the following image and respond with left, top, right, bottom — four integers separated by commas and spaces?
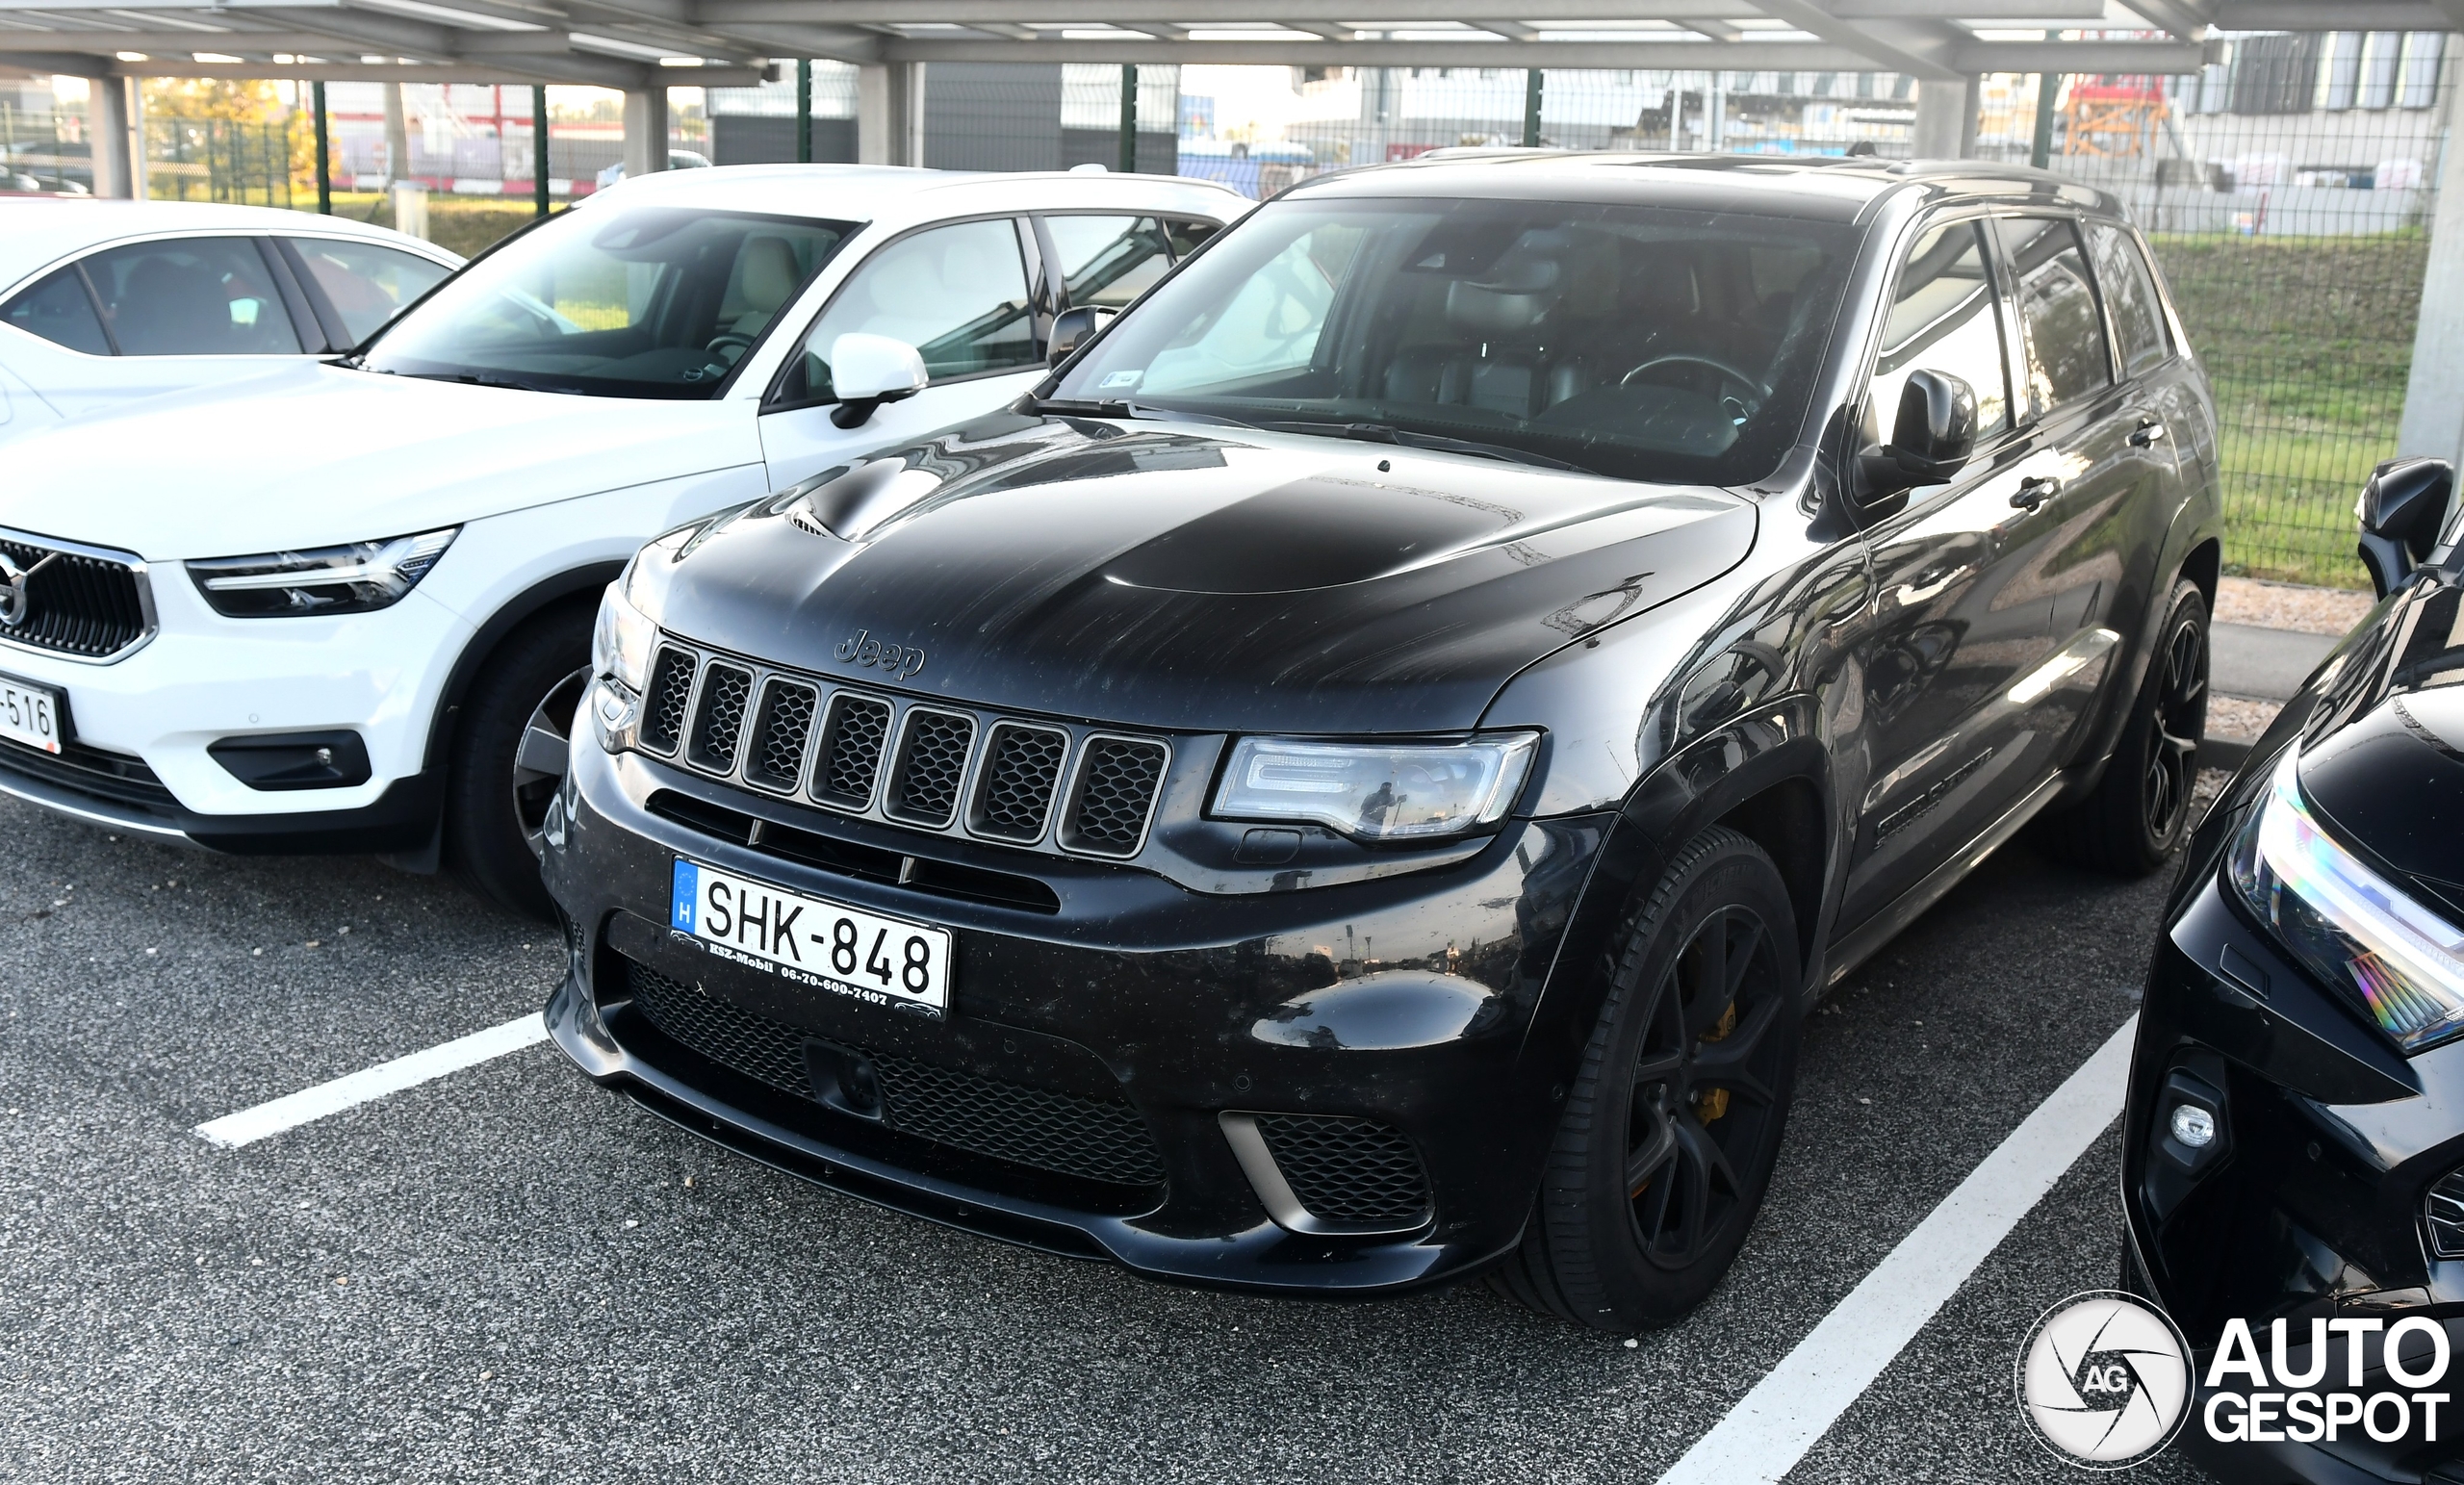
0, 1, 2436, 91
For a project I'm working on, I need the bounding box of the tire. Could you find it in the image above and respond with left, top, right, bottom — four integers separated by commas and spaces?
2033, 578, 2210, 878
443, 607, 592, 920
1489, 826, 1804, 1331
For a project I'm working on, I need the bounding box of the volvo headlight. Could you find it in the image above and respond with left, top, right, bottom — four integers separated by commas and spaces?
189, 528, 457, 618
1212, 733, 1538, 842
2229, 749, 2464, 1053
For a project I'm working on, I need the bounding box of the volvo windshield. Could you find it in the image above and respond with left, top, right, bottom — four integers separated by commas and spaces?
362, 206, 856, 398
1054, 194, 1858, 484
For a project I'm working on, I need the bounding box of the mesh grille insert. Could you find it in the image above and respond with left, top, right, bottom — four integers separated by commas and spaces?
1060, 736, 1168, 857
743, 678, 818, 791
886, 710, 975, 827
640, 647, 697, 754
810, 693, 891, 809
970, 723, 1069, 842
687, 662, 754, 775
1255, 1114, 1431, 1227
625, 958, 1166, 1187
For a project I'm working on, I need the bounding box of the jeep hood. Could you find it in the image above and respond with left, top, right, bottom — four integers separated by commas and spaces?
0, 362, 757, 558
653, 413, 1758, 735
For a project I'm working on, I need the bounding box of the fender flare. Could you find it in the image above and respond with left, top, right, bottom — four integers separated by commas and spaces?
421, 561, 626, 778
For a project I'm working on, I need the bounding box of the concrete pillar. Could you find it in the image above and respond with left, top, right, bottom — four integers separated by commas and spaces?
623, 86, 669, 178
85, 74, 134, 198
1912, 75, 1978, 160
2399, 76, 2464, 467
383, 82, 409, 183
857, 63, 922, 166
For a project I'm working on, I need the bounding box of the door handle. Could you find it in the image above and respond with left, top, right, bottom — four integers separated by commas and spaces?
2129, 416, 2169, 448
2011, 475, 2061, 511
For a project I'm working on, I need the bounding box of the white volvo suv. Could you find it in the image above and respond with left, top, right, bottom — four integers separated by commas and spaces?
0, 164, 1244, 914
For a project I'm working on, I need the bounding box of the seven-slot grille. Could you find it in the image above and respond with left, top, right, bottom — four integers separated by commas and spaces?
0, 533, 151, 661
644, 640, 1168, 859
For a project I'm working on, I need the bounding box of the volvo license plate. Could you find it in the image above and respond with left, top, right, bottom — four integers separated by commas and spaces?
670, 858, 952, 1014
0, 674, 64, 755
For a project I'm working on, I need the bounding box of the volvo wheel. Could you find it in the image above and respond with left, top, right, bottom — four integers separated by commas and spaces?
1490, 826, 1803, 1331
444, 607, 593, 919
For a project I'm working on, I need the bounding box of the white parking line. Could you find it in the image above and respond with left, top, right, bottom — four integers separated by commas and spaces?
1656, 1014, 2139, 1485
192, 1012, 550, 1149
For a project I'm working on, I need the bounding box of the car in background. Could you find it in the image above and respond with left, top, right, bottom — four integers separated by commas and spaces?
541, 154, 2220, 1325
2124, 457, 2464, 1482
0, 165, 1245, 918
0, 199, 460, 441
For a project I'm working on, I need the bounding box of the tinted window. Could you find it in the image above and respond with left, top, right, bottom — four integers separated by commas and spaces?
364, 208, 853, 398
80, 238, 301, 356
1993, 217, 2110, 419
1046, 215, 1171, 310
0, 267, 111, 354
290, 238, 452, 345
782, 218, 1038, 403
1058, 195, 1859, 485
1867, 220, 2011, 446
2087, 223, 2171, 378
1167, 218, 1219, 258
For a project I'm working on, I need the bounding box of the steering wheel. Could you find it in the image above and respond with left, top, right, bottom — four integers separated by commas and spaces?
704, 332, 757, 360
1621, 353, 1772, 403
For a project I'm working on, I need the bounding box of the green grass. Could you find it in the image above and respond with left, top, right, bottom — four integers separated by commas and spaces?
304, 192, 545, 260
2148, 231, 2426, 590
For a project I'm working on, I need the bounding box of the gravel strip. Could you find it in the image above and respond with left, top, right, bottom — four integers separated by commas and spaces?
2206, 695, 2281, 741
2214, 577, 2373, 637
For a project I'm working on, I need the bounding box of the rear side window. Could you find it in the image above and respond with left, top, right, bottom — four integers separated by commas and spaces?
1993, 217, 2109, 420
1867, 219, 2012, 445
2087, 223, 2172, 378
1166, 218, 1219, 258
1045, 215, 1172, 310
288, 238, 451, 346
81, 237, 301, 355
0, 267, 112, 354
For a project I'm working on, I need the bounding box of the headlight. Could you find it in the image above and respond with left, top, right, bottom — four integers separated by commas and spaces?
591, 576, 655, 692
1212, 733, 1538, 842
189, 528, 457, 618
2229, 749, 2464, 1052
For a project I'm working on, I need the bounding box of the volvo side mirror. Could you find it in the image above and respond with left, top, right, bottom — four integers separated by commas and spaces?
828, 333, 928, 429
1046, 305, 1116, 368
1858, 369, 1977, 506
2358, 455, 2455, 599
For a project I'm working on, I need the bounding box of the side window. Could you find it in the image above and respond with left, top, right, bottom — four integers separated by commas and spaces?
1992, 217, 2110, 420
2087, 223, 2172, 378
1166, 218, 1220, 259
80, 237, 302, 356
0, 267, 113, 355
287, 239, 452, 345
1044, 215, 1172, 310
1864, 220, 2012, 448
783, 218, 1037, 403
1139, 221, 1364, 396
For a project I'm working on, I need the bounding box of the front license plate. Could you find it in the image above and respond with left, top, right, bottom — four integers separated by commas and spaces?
0, 674, 64, 755
670, 858, 952, 1014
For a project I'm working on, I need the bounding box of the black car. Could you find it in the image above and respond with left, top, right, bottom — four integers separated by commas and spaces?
2124, 460, 2464, 1479
542, 153, 2220, 1328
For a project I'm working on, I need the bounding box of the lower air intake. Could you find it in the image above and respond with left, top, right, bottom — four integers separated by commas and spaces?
625, 959, 1167, 1188
1254, 1114, 1431, 1228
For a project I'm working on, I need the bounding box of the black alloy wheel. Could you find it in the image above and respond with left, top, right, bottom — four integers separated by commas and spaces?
514, 667, 589, 860
2033, 576, 2211, 877
444, 606, 594, 920
1490, 827, 1803, 1331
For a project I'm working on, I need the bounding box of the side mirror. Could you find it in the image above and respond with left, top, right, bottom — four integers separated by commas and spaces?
2358, 455, 2455, 599
828, 333, 928, 429
1046, 305, 1116, 368
1858, 369, 1977, 505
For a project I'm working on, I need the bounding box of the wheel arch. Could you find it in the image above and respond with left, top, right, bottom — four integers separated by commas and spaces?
423, 561, 624, 778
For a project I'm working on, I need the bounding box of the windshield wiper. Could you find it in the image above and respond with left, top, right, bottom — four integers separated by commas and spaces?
1258, 419, 1587, 473
402, 370, 555, 394
1029, 396, 1255, 429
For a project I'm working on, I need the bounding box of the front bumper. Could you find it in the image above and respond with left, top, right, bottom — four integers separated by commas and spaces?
543, 735, 1610, 1295
2126, 869, 2464, 1482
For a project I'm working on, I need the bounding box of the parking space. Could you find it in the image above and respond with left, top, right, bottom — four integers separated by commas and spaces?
0, 791, 2217, 1483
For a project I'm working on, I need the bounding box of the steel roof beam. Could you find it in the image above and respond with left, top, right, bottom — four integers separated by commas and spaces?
2213, 1, 2454, 22
869, 36, 2203, 71
690, 0, 2108, 25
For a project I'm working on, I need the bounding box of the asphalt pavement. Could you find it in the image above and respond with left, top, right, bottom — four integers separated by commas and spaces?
0, 792, 2219, 1484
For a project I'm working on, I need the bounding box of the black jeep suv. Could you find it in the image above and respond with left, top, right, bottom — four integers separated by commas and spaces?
541, 153, 2220, 1329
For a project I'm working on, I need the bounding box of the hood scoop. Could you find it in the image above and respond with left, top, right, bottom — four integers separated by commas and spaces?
1103, 476, 1523, 595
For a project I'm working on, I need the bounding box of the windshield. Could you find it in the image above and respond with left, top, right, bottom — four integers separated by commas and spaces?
363, 206, 856, 398
1055, 194, 1857, 483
